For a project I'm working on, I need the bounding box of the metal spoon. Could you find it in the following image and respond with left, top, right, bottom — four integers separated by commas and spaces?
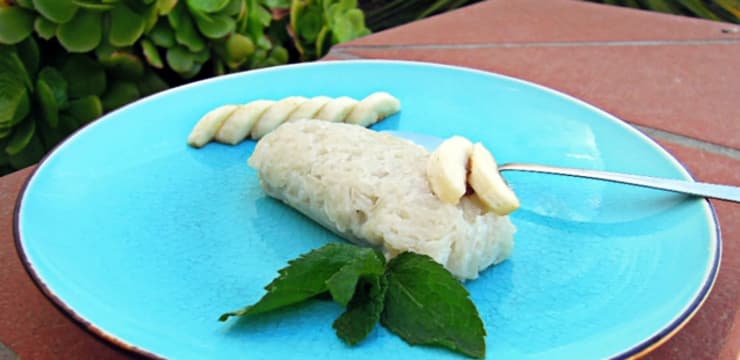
386, 131, 740, 203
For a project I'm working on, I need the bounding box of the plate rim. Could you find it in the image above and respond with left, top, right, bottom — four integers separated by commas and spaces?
13, 59, 722, 360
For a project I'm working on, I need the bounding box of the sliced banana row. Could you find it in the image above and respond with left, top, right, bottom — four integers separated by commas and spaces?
426, 137, 520, 216
188, 92, 401, 148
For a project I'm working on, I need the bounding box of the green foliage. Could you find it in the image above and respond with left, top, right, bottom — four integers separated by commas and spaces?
0, 0, 372, 174
587, 0, 739, 23
220, 244, 486, 358
358, 0, 737, 33
360, 0, 480, 31
0, 39, 168, 174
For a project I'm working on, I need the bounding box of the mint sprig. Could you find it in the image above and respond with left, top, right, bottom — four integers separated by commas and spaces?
220, 243, 486, 359
382, 253, 486, 358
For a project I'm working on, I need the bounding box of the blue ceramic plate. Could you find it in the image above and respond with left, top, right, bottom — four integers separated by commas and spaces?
15, 61, 719, 359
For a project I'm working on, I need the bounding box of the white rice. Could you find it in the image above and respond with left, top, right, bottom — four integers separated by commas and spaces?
248, 120, 515, 280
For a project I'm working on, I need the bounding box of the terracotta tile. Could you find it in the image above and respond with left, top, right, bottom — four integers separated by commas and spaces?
336, 44, 740, 149
0, 167, 136, 359
348, 0, 740, 46
643, 141, 740, 360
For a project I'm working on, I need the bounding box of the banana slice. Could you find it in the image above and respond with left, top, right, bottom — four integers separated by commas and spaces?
426, 136, 474, 205
314, 97, 358, 122
250, 96, 307, 139
346, 92, 402, 127
287, 96, 332, 122
468, 143, 520, 215
214, 100, 274, 145
187, 105, 238, 148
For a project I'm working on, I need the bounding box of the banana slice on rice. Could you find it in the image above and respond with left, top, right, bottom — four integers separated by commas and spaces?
426, 136, 473, 205
426, 137, 520, 215
468, 143, 520, 215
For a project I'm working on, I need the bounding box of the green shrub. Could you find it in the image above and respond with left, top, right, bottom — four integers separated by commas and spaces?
587, 0, 739, 23
0, 0, 371, 174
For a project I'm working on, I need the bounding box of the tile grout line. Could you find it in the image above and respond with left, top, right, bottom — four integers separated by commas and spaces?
323, 50, 365, 60
336, 38, 740, 51
634, 125, 740, 160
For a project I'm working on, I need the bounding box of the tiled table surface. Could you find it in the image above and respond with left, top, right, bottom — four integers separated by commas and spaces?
1, 0, 738, 359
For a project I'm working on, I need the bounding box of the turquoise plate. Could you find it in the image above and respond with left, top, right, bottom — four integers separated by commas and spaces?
15, 60, 720, 359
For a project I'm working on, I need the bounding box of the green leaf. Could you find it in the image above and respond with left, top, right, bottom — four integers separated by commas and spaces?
65, 95, 102, 124
255, 4, 272, 26
61, 55, 106, 97
157, 0, 179, 15
223, 32, 254, 67
109, 3, 147, 47
136, 70, 168, 96
36, 79, 59, 127
148, 20, 176, 47
101, 81, 140, 111
37, 118, 65, 150
58, 113, 82, 134
264, 0, 290, 8
677, 0, 723, 20
0, 127, 13, 140
331, 8, 369, 43
382, 252, 486, 359
192, 47, 211, 62
333, 275, 387, 345
38, 67, 68, 107
325, 247, 385, 307
72, 0, 116, 10
100, 51, 145, 79
5, 116, 35, 155
0, 48, 32, 90
166, 45, 196, 73
34, 17, 57, 40
315, 25, 331, 58
0, 6, 35, 45
142, 2, 160, 32
16, 37, 40, 76
0, 81, 30, 128
270, 45, 288, 64
94, 32, 117, 61
179, 62, 203, 79
193, 12, 236, 39
186, 0, 230, 13
715, 0, 740, 21
141, 39, 164, 68
7, 121, 45, 169
643, 0, 681, 13
15, 0, 35, 9
219, 0, 245, 16
295, 5, 323, 43
219, 243, 384, 321
57, 9, 103, 52
170, 5, 206, 51
32, 0, 79, 24
0, 51, 31, 126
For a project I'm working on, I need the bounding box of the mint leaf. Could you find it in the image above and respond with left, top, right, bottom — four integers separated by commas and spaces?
382, 252, 486, 359
326, 249, 385, 307
333, 275, 388, 345
219, 243, 384, 321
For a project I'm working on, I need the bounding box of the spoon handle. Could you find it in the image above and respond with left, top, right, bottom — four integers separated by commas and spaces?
498, 163, 740, 203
